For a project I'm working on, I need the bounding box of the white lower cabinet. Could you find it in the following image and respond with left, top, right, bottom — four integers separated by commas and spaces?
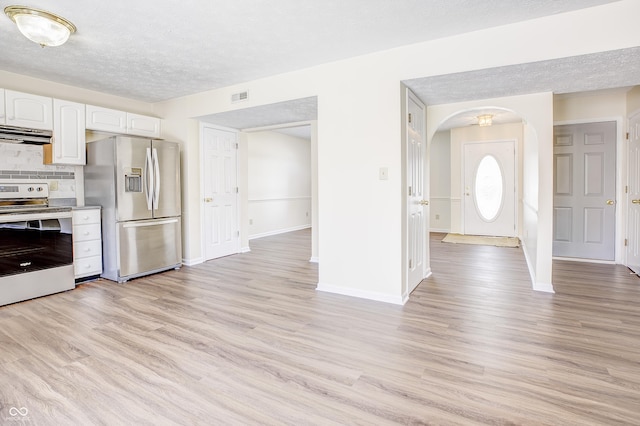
73, 208, 102, 280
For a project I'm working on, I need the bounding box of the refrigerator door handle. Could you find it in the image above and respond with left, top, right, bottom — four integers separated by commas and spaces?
152, 148, 160, 209
122, 218, 179, 228
145, 147, 154, 211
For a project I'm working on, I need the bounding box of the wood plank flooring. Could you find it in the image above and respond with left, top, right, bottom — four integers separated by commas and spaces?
1, 229, 639, 425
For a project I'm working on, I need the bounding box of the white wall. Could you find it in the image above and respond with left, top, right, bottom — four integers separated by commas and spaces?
247, 130, 311, 239
154, 1, 638, 302
429, 130, 451, 232
449, 122, 524, 235
628, 87, 640, 115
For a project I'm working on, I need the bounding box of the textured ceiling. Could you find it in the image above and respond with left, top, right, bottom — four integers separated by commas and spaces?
0, 0, 620, 103
199, 97, 317, 130
404, 47, 640, 106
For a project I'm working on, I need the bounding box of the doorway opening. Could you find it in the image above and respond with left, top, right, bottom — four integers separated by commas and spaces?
244, 124, 314, 259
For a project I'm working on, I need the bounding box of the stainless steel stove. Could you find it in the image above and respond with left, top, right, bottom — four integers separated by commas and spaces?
0, 182, 74, 306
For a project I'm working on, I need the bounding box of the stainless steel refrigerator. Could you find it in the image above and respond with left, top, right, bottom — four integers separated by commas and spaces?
84, 136, 182, 283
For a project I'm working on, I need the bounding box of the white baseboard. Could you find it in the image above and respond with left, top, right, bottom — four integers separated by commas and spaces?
429, 228, 450, 233
249, 225, 311, 240
309, 256, 319, 263
521, 240, 555, 293
240, 246, 251, 253
552, 256, 615, 265
316, 283, 406, 305
533, 282, 555, 293
182, 257, 204, 266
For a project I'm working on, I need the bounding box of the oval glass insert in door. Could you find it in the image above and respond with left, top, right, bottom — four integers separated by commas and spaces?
474, 154, 504, 222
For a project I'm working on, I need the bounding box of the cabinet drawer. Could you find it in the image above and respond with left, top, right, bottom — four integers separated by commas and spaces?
73, 209, 101, 225
74, 255, 102, 278
74, 240, 102, 260
73, 223, 101, 242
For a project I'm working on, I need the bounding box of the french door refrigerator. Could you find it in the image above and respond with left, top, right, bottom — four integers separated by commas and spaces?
84, 136, 182, 283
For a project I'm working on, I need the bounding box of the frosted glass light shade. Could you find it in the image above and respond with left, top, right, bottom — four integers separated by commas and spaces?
4, 6, 76, 47
477, 114, 493, 127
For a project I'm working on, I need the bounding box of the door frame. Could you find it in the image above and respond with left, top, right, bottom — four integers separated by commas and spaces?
553, 117, 625, 264
461, 139, 518, 237
199, 122, 241, 261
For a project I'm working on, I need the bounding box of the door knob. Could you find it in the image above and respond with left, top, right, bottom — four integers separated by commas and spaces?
204, 197, 213, 202
632, 199, 640, 204
419, 200, 429, 206
606, 200, 615, 205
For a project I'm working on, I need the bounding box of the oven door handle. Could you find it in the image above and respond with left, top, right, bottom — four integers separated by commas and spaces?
144, 147, 154, 211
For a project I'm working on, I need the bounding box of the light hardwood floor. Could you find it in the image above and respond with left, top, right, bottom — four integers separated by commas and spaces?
1, 230, 639, 425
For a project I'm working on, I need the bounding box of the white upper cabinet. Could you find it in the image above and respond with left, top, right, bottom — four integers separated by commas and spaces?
49, 99, 86, 165
86, 104, 127, 133
0, 89, 5, 124
5, 90, 53, 130
127, 112, 160, 138
86, 105, 160, 138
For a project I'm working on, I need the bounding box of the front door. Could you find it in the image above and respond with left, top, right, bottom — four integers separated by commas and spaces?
202, 125, 239, 260
463, 140, 516, 237
407, 90, 427, 293
553, 121, 616, 260
627, 114, 640, 274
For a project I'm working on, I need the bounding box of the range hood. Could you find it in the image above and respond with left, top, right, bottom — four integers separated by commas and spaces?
0, 125, 52, 145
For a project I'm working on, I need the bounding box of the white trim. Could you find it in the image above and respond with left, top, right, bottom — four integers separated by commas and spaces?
198, 122, 238, 133
242, 120, 314, 133
521, 240, 555, 293
533, 282, 555, 293
429, 227, 450, 233
316, 283, 406, 305
309, 256, 319, 263
182, 257, 204, 266
240, 246, 251, 254
249, 224, 311, 240
552, 256, 615, 265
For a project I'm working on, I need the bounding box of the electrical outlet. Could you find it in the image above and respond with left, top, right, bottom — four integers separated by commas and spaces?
435, 214, 440, 220
50, 181, 59, 191
249, 219, 253, 225
306, 212, 309, 217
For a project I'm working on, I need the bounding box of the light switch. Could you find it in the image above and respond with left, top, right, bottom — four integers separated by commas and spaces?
379, 167, 388, 180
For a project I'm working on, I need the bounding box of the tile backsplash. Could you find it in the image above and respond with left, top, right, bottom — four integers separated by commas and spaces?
0, 143, 77, 200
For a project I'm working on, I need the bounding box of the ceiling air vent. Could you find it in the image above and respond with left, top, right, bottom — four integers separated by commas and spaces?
231, 91, 249, 103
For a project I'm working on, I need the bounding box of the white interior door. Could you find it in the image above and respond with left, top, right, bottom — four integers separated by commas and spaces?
627, 114, 640, 274
202, 125, 239, 260
463, 140, 516, 237
407, 90, 427, 293
553, 122, 616, 260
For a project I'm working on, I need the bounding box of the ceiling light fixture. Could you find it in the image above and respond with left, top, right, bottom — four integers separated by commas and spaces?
477, 114, 493, 127
4, 5, 76, 47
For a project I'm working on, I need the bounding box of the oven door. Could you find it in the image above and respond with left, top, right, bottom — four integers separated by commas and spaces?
0, 211, 73, 277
